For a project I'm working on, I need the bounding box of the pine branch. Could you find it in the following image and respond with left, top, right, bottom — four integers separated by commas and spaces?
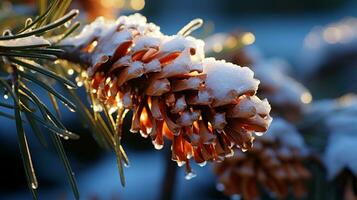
1, 3, 274, 200
0, 1, 82, 199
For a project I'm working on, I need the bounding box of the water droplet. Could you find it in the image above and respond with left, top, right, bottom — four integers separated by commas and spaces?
129, 128, 138, 133
3, 94, 9, 99
186, 154, 193, 159
64, 21, 71, 28
185, 171, 196, 180
18, 66, 25, 71
63, 136, 69, 140
31, 182, 37, 189
255, 132, 264, 136
225, 149, 234, 157
93, 104, 103, 112
146, 127, 152, 134
216, 183, 225, 191
198, 161, 207, 167
108, 107, 117, 114
177, 161, 186, 167
139, 130, 149, 138
117, 100, 123, 109
152, 141, 163, 150
64, 104, 75, 112
105, 77, 111, 84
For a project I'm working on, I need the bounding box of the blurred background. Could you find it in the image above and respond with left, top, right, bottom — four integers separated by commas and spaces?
1, 0, 357, 199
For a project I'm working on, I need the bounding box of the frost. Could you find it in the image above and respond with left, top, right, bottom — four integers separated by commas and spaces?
203, 58, 259, 105
0, 35, 50, 47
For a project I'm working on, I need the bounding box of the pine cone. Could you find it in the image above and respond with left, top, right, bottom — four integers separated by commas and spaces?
214, 118, 311, 200
62, 14, 272, 175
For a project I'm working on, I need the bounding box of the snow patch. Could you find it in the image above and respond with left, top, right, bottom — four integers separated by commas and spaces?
203, 58, 259, 104
0, 35, 50, 47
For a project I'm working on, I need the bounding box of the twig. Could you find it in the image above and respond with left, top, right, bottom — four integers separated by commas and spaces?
57, 46, 91, 66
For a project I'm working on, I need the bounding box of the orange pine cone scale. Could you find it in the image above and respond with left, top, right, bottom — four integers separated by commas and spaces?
62, 14, 272, 176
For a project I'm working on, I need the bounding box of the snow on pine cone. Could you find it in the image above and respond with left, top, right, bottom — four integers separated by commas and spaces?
62, 14, 272, 175
214, 118, 310, 200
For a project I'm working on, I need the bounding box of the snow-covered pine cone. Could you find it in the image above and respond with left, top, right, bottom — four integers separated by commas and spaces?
214, 118, 310, 200
62, 14, 272, 175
